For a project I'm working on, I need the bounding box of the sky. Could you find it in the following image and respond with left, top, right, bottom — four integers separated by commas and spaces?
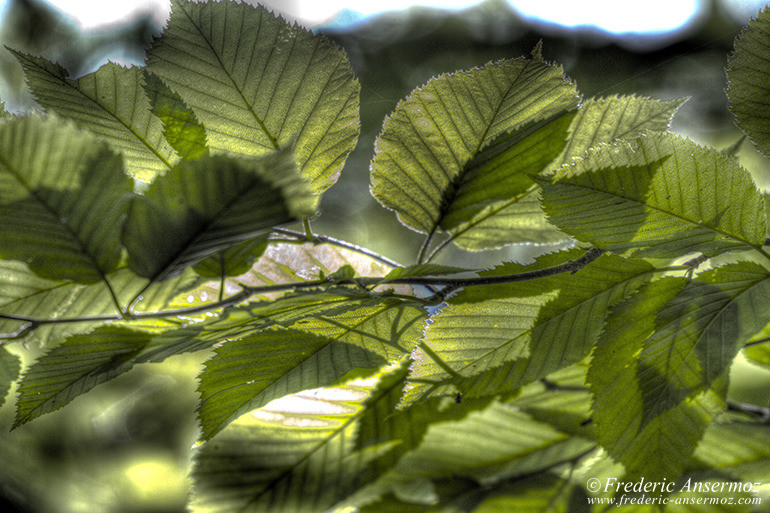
27, 0, 769, 35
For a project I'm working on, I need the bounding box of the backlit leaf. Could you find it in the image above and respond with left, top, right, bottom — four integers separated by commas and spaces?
402, 250, 654, 406
727, 7, 770, 157
146, 0, 360, 192
122, 148, 317, 281
14, 327, 155, 428
539, 133, 766, 259
143, 71, 208, 160
370, 53, 579, 237
13, 53, 176, 181
197, 296, 425, 439
191, 369, 402, 513
449, 95, 684, 250
637, 262, 770, 423
588, 278, 726, 480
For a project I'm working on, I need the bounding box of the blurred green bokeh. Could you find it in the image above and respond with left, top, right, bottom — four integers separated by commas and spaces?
1, 0, 769, 511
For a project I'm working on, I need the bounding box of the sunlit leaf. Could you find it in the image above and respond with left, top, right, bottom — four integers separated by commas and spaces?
192, 369, 401, 513
402, 250, 654, 406
14, 327, 155, 428
365, 400, 593, 501
197, 294, 426, 439
196, 328, 383, 441
143, 71, 208, 161
447, 94, 684, 250
539, 133, 766, 259
371, 53, 579, 238
122, 148, 317, 281
727, 7, 770, 158
0, 116, 134, 284
692, 422, 770, 483
146, 0, 360, 192
13, 53, 176, 181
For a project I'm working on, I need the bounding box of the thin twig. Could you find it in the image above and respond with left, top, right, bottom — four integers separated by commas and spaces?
0, 248, 605, 340
744, 336, 770, 348
727, 400, 770, 421
271, 227, 402, 268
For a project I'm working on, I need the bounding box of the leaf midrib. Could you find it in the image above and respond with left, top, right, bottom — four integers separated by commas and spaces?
176, 1, 280, 150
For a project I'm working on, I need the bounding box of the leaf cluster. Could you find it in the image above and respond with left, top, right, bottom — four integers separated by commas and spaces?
1, 2, 770, 512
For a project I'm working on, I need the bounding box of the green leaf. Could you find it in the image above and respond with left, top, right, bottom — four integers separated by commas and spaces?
122, 149, 317, 281
552, 95, 686, 170
727, 7, 770, 158
192, 234, 270, 279
196, 328, 383, 441
197, 295, 426, 440
0, 116, 134, 284
0, 346, 20, 408
13, 53, 177, 181
539, 133, 767, 259
191, 369, 401, 513
692, 422, 770, 483
14, 326, 155, 427
588, 278, 726, 480
143, 71, 208, 160
146, 0, 360, 193
448, 95, 684, 251
371, 400, 593, 490
371, 54, 579, 237
637, 262, 770, 424
402, 250, 654, 406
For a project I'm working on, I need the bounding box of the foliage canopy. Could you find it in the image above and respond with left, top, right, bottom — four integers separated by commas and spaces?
1, 1, 770, 512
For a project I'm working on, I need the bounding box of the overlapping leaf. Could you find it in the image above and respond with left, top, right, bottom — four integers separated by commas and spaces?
0, 116, 134, 284
13, 327, 155, 428
197, 296, 425, 440
13, 54, 176, 181
539, 132, 767, 259
191, 369, 402, 513
588, 278, 727, 480
402, 250, 654, 406
348, 397, 594, 513
143, 71, 208, 161
192, 234, 270, 279
146, 0, 360, 192
443, 95, 684, 250
370, 52, 579, 240
122, 148, 317, 281
727, 7, 770, 157
637, 262, 770, 424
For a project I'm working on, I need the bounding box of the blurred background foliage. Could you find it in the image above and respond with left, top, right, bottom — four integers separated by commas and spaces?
0, 0, 769, 511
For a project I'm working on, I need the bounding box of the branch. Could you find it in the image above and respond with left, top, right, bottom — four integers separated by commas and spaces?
727, 400, 770, 422
0, 248, 605, 341
744, 336, 770, 348
271, 227, 403, 268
